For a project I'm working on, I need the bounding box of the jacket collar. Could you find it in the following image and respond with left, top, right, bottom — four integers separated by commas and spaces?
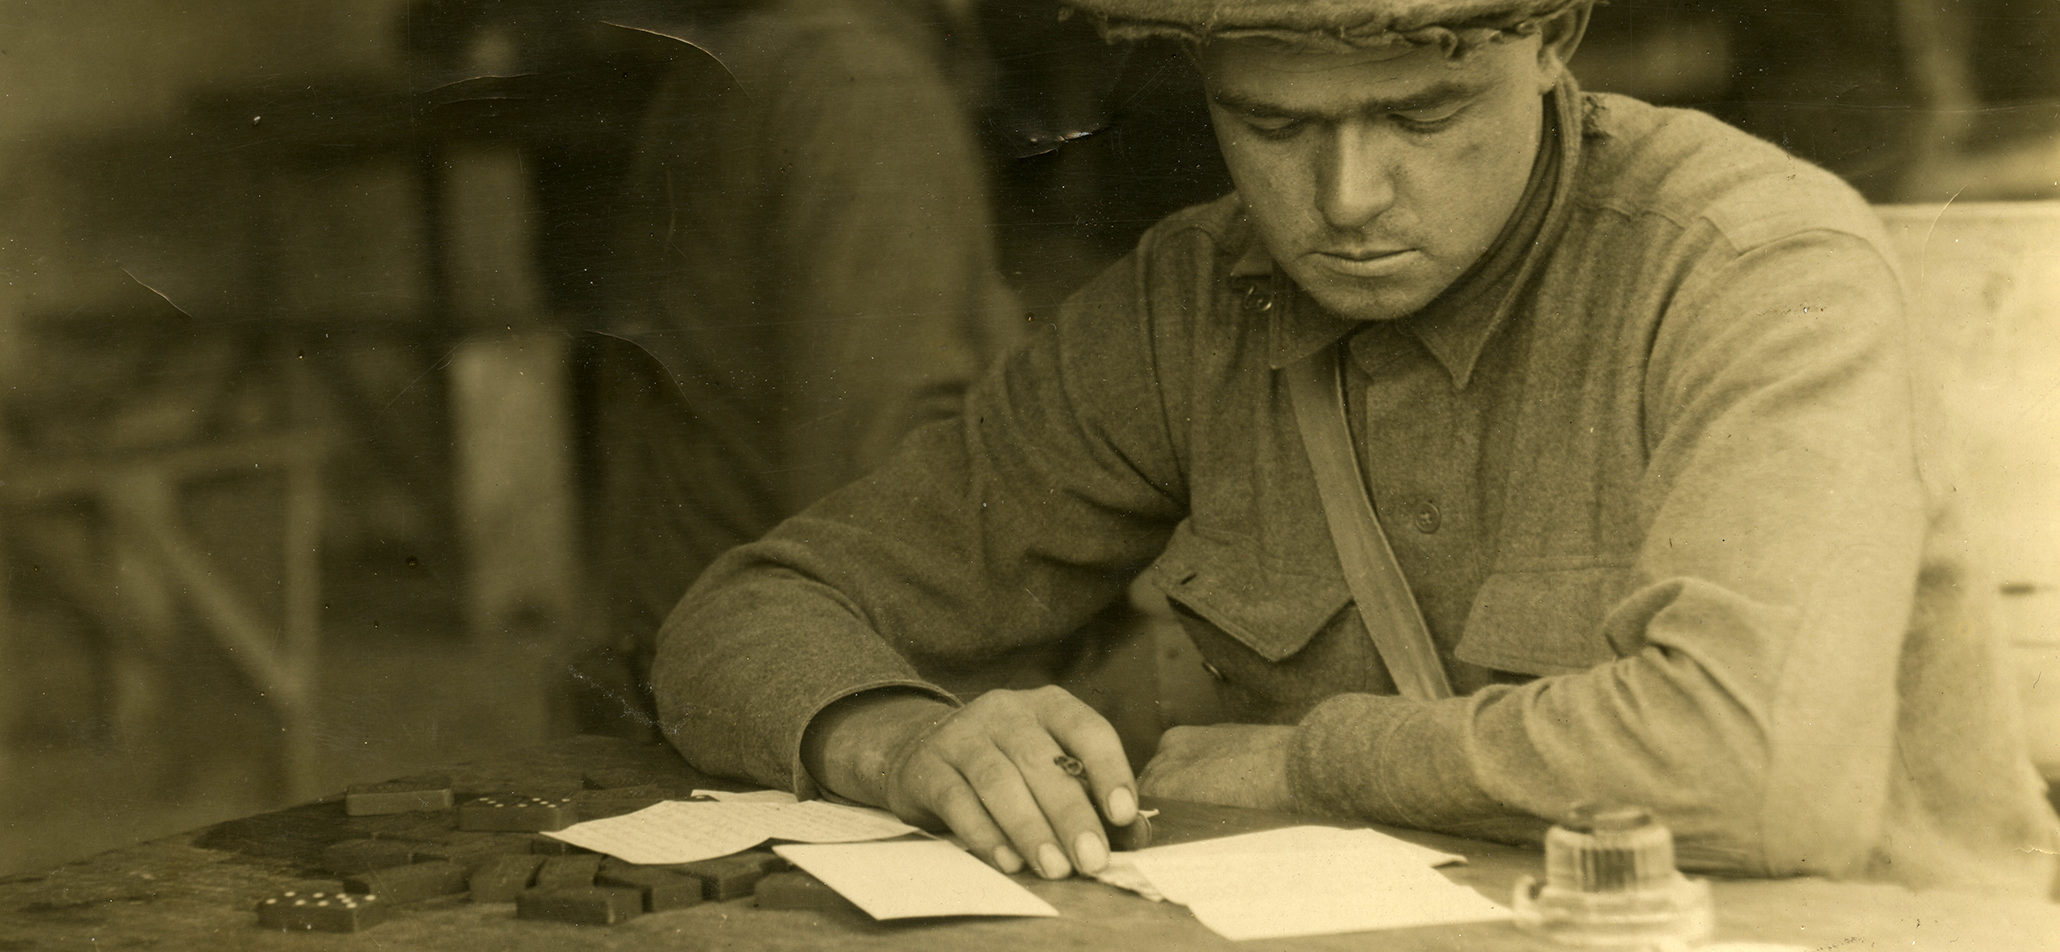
1257, 76, 1584, 385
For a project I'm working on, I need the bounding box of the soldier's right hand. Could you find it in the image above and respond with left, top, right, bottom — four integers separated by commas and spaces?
801, 686, 1138, 878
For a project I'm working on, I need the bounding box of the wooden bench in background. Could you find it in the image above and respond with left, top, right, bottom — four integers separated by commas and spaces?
0, 308, 331, 800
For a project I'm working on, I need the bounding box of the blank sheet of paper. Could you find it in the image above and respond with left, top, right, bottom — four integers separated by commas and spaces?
1135, 825, 1464, 867
545, 797, 918, 865
1119, 826, 1503, 941
1094, 826, 1463, 904
1133, 851, 1506, 940
774, 840, 1058, 920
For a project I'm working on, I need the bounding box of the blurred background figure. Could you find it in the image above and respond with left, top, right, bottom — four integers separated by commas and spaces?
401, 0, 1032, 731
576, 0, 1027, 734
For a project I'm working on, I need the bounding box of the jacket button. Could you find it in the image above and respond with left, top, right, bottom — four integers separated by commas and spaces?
1201, 661, 1227, 681
1241, 286, 1275, 314
1412, 500, 1442, 534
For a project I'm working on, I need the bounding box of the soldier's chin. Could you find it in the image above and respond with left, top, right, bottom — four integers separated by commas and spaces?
1298, 277, 1426, 324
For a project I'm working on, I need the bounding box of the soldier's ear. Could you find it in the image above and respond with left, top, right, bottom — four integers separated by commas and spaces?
1533, 2, 1592, 91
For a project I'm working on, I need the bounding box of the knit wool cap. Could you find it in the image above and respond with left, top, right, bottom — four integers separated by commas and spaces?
1063, 0, 1590, 53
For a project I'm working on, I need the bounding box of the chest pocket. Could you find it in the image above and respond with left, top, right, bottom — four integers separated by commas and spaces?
1454, 564, 1630, 676
1145, 521, 1393, 722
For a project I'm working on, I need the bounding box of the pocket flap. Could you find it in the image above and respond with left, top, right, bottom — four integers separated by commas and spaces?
1455, 566, 1626, 675
1145, 521, 1351, 662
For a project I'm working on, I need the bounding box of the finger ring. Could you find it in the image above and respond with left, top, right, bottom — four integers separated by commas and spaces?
1053, 754, 1084, 776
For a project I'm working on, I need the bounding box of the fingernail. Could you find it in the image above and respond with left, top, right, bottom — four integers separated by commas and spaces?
992, 844, 1024, 874
1073, 831, 1108, 873
1106, 786, 1137, 824
1036, 842, 1071, 879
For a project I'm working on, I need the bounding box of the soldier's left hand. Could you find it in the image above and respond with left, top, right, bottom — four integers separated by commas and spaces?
1139, 724, 1297, 811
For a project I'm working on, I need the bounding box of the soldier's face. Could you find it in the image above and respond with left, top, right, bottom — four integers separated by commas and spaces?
1199, 31, 1565, 322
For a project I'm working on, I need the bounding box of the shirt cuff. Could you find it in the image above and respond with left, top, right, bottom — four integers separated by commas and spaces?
1287, 691, 1503, 829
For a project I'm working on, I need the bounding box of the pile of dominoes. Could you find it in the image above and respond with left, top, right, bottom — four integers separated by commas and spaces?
252, 771, 851, 932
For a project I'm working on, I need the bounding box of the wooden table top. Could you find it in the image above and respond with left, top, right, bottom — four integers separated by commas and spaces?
3, 735, 2054, 950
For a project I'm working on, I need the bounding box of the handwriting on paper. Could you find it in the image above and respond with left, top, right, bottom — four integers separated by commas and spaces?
545, 793, 918, 865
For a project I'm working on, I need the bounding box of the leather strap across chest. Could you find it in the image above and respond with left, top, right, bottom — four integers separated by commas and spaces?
1286, 343, 1455, 701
